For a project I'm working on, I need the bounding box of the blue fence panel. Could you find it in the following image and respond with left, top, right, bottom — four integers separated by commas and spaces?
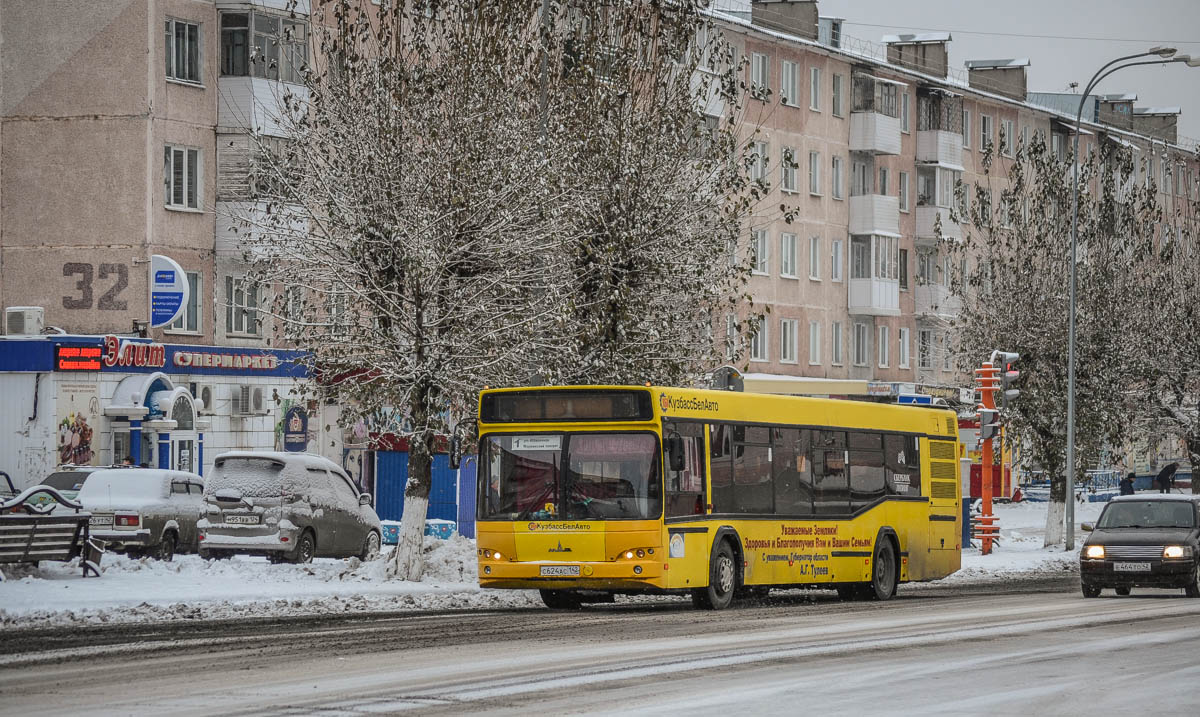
374, 450, 461, 525
457, 456, 477, 538
427, 453, 458, 522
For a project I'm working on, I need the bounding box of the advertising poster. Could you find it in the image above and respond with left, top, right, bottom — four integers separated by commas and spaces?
57, 381, 101, 466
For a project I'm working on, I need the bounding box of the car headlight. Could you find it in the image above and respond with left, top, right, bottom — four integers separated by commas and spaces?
1163, 545, 1191, 559
1084, 545, 1105, 559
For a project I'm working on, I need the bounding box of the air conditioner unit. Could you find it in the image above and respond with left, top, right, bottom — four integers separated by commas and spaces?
195, 384, 216, 415
233, 385, 267, 416
5, 306, 44, 336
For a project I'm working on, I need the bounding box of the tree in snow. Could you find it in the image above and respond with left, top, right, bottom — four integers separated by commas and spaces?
949, 131, 1158, 547
242, 0, 760, 579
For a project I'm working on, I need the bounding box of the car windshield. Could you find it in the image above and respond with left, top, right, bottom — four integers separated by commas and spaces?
43, 471, 90, 491
208, 458, 285, 498
479, 433, 662, 521
1098, 500, 1197, 529
77, 470, 168, 500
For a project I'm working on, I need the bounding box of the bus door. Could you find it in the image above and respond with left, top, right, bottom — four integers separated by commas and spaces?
926, 438, 961, 575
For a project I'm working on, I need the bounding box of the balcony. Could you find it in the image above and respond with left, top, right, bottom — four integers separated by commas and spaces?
915, 206, 962, 244
916, 129, 963, 168
218, 76, 308, 137
849, 277, 900, 316
915, 282, 961, 321
215, 200, 307, 260
849, 112, 902, 155
849, 194, 900, 236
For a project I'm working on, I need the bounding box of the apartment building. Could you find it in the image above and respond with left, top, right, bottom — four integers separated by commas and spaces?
0, 0, 343, 483
716, 0, 1198, 401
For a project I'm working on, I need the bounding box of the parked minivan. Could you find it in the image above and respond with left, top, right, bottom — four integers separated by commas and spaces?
198, 451, 381, 563
77, 468, 205, 560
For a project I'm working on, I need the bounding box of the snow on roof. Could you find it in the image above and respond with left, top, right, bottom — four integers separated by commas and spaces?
1133, 106, 1182, 116
881, 32, 952, 44
1100, 93, 1137, 102
964, 58, 1030, 69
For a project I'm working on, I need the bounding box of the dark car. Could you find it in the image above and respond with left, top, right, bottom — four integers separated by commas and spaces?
1079, 494, 1200, 598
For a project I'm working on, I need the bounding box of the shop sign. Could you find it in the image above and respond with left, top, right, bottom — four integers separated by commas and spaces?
149, 254, 189, 328
103, 335, 166, 369
283, 406, 309, 452
54, 345, 103, 371
866, 382, 896, 397
173, 350, 280, 371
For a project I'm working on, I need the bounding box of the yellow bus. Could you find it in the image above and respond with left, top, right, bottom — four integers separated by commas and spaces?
475, 385, 961, 609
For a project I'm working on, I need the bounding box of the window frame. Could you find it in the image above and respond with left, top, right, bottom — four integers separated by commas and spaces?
751, 140, 769, 182
751, 229, 770, 275
780, 233, 798, 278
808, 320, 822, 366
750, 316, 769, 362
808, 236, 821, 280
852, 322, 869, 367
165, 18, 203, 85
918, 329, 933, 370
1001, 118, 1015, 157
780, 318, 798, 364
832, 73, 844, 117
831, 321, 844, 365
898, 327, 911, 368
899, 171, 909, 212
809, 66, 822, 111
164, 144, 202, 211
781, 146, 798, 193
962, 109, 971, 149
780, 60, 799, 107
751, 52, 769, 92
831, 239, 844, 282
901, 92, 911, 133
220, 10, 309, 84
225, 275, 261, 337
980, 114, 993, 152
831, 156, 844, 200
877, 325, 890, 368
809, 151, 822, 196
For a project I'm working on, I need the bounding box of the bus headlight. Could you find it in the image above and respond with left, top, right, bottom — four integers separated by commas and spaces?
1084, 545, 1105, 559
1163, 545, 1190, 559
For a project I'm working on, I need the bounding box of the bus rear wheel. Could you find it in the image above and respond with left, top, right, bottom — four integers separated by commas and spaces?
692, 540, 737, 610
868, 540, 898, 601
540, 589, 582, 610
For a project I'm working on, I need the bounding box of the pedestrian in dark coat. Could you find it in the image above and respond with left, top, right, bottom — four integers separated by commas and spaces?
1156, 462, 1179, 494
1119, 472, 1136, 496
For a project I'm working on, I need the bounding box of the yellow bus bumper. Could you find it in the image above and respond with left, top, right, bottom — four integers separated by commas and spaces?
478, 558, 667, 591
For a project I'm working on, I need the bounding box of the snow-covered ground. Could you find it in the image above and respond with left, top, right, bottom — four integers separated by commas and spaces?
0, 500, 1109, 628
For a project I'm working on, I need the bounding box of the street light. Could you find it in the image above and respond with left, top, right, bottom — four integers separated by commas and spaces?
1065, 46, 1192, 550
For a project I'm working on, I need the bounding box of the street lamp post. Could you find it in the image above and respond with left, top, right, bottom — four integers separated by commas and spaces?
1065, 46, 1186, 551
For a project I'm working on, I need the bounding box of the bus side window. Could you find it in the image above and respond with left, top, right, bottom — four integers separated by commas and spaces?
709, 423, 735, 513
773, 428, 813, 516
733, 425, 772, 514
884, 433, 921, 497
812, 430, 848, 516
665, 421, 706, 517
848, 431, 885, 512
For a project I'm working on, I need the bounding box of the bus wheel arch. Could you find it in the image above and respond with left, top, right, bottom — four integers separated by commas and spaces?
692, 528, 741, 610
869, 527, 900, 601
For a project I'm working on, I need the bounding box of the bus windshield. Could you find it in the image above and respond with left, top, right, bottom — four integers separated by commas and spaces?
479, 433, 662, 521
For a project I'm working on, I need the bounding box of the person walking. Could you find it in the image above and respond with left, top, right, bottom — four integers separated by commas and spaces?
1119, 472, 1136, 496
1156, 462, 1179, 494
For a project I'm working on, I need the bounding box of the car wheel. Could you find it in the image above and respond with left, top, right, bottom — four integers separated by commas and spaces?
360, 531, 381, 562
154, 532, 176, 562
1115, 586, 1131, 596
1186, 563, 1200, 599
540, 589, 582, 610
868, 539, 898, 601
289, 530, 315, 564
1082, 583, 1102, 598
692, 540, 737, 610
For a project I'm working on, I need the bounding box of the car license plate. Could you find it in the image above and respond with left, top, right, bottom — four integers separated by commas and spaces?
1114, 562, 1151, 572
225, 515, 259, 525
89, 515, 113, 526
540, 565, 580, 577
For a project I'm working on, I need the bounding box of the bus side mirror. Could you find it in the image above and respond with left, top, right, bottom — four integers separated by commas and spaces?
666, 433, 685, 472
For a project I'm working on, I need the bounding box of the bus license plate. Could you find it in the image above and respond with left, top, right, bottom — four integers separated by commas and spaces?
1114, 562, 1150, 572
225, 515, 259, 525
540, 565, 580, 577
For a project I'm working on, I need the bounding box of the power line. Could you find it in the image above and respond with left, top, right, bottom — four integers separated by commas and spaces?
840, 20, 1197, 45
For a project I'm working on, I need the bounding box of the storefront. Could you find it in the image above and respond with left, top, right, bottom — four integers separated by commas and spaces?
0, 334, 320, 487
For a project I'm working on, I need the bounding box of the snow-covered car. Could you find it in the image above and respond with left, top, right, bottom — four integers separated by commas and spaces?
1080, 494, 1200, 598
77, 468, 206, 560
198, 451, 381, 563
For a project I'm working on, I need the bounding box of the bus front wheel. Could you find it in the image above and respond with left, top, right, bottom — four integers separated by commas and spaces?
692, 540, 737, 610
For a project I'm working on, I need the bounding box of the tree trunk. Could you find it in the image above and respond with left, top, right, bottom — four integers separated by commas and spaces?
1188, 435, 1200, 495
1043, 469, 1066, 548
388, 398, 435, 581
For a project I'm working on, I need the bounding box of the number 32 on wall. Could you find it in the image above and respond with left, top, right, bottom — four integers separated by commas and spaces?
62, 262, 128, 311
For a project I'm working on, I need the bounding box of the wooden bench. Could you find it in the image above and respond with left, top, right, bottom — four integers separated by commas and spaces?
0, 474, 102, 579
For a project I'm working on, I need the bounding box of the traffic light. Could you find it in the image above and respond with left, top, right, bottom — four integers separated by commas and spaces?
992, 351, 1020, 403
979, 408, 1000, 440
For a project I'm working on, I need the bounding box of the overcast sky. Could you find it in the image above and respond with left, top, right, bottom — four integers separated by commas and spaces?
732, 0, 1200, 142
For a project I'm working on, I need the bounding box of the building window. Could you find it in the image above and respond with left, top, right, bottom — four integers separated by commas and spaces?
851, 237, 871, 279
808, 321, 821, 365
781, 147, 797, 192
942, 333, 952, 371
164, 145, 200, 210
878, 325, 890, 367
751, 53, 769, 93
918, 329, 933, 369
750, 316, 768, 361
1020, 124, 1029, 150
831, 239, 843, 281
962, 109, 971, 149
853, 323, 869, 366
831, 156, 845, 200
752, 229, 769, 274
980, 114, 993, 152
168, 271, 202, 333
899, 171, 909, 212
226, 276, 260, 336
1001, 119, 1014, 157
901, 92, 911, 133
851, 160, 869, 196
809, 236, 821, 280
832, 321, 844, 365
898, 248, 908, 290
832, 74, 844, 117
780, 233, 797, 277
165, 19, 202, 84
809, 66, 821, 110
898, 327, 910, 368
878, 167, 889, 195
780, 319, 798, 363
751, 140, 768, 182
220, 12, 309, 84
781, 60, 799, 106
809, 151, 821, 195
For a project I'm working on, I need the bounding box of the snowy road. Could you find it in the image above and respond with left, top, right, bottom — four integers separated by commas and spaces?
5, 577, 1200, 715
